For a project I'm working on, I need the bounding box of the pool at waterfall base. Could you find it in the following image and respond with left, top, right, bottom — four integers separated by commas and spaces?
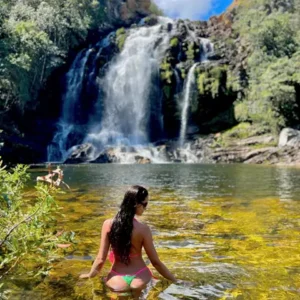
3, 164, 300, 299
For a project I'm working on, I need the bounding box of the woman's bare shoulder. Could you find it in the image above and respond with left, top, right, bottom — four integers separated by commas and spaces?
103, 218, 113, 229
135, 219, 151, 232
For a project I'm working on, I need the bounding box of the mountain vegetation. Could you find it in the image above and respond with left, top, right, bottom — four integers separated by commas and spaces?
231, 0, 300, 133
0, 0, 300, 163
0, 0, 106, 118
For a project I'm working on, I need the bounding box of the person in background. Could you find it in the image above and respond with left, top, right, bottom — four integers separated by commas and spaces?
36, 164, 70, 189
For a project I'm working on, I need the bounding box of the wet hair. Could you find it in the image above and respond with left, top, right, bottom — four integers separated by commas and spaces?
109, 185, 148, 265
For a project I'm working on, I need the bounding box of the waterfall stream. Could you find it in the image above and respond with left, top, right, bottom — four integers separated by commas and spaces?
85, 18, 173, 148
179, 63, 198, 146
47, 18, 215, 164
178, 38, 214, 147
47, 49, 92, 162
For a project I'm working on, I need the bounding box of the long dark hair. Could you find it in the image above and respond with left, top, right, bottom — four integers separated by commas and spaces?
109, 185, 148, 265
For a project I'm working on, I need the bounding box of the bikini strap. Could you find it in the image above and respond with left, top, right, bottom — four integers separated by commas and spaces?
134, 266, 149, 276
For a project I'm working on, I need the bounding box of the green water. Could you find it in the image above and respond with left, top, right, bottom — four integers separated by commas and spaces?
6, 164, 300, 299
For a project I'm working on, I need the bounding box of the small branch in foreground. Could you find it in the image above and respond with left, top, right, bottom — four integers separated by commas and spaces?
0, 199, 46, 248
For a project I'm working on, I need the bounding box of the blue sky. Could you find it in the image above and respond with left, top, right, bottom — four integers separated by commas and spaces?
153, 0, 233, 21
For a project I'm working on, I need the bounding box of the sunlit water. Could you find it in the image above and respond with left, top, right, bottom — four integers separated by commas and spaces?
5, 164, 300, 299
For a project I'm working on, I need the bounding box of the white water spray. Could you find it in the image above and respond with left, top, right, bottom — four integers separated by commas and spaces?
47, 49, 92, 162
179, 63, 198, 146
201, 38, 214, 62
86, 18, 173, 148
179, 38, 214, 147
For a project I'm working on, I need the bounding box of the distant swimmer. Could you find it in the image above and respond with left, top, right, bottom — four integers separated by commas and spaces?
36, 164, 70, 189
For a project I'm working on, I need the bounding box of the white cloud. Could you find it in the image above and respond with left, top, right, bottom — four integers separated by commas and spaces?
153, 0, 215, 20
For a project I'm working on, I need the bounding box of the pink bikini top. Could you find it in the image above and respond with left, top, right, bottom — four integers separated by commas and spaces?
108, 251, 141, 263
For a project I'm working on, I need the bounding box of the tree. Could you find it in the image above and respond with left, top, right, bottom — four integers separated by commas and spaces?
233, 0, 300, 132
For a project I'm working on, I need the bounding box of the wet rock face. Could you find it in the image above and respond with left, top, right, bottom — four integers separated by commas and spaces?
91, 148, 119, 163
64, 144, 95, 164
105, 0, 151, 25
278, 128, 300, 148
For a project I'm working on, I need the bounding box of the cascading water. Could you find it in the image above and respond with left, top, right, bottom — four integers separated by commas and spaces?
179, 38, 214, 147
85, 18, 173, 149
47, 32, 116, 162
48, 17, 216, 164
179, 63, 198, 147
47, 49, 92, 162
201, 38, 214, 62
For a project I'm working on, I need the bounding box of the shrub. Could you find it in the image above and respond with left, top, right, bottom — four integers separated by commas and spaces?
0, 160, 73, 297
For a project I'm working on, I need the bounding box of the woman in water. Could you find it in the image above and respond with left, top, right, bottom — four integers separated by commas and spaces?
80, 185, 176, 299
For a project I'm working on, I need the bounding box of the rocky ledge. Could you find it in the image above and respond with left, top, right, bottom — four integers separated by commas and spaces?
63, 128, 300, 166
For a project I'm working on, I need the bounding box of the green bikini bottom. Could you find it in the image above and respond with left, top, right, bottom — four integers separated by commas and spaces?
122, 275, 136, 286
110, 266, 150, 286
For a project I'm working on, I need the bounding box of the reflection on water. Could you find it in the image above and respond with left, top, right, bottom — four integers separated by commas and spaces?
276, 167, 295, 202
5, 164, 300, 299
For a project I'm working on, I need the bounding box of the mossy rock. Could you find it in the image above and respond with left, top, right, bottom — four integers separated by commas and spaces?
116, 27, 127, 50
197, 65, 229, 98
170, 37, 179, 48
160, 58, 173, 84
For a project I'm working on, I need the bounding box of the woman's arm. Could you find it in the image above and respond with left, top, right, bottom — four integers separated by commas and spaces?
143, 225, 176, 282
79, 219, 111, 279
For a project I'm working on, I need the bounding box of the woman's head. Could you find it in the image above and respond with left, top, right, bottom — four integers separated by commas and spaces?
109, 185, 149, 264
120, 185, 149, 216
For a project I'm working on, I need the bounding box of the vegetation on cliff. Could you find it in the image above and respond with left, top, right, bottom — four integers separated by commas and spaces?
232, 0, 300, 133
1, 0, 300, 163
0, 0, 107, 117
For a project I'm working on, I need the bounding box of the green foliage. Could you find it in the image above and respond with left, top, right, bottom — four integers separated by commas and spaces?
149, 2, 164, 16
197, 66, 228, 99
160, 58, 173, 84
0, 160, 73, 292
170, 37, 179, 48
212, 122, 275, 149
0, 0, 107, 112
163, 85, 171, 99
185, 42, 195, 61
116, 27, 127, 50
232, 0, 300, 133
222, 122, 265, 139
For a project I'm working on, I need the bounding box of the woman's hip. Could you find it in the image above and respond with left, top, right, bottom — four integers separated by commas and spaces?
106, 266, 152, 291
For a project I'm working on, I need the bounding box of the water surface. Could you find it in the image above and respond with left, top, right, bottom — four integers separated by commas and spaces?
7, 164, 300, 299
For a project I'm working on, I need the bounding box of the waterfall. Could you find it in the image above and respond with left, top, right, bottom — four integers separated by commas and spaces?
179, 38, 214, 147
47, 17, 216, 164
47, 48, 92, 162
86, 18, 173, 148
174, 68, 182, 94
179, 63, 198, 146
184, 21, 197, 42
201, 38, 214, 62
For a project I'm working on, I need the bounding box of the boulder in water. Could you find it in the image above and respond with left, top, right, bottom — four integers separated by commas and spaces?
134, 155, 151, 164
64, 144, 95, 164
92, 148, 118, 163
278, 128, 300, 148
144, 15, 159, 26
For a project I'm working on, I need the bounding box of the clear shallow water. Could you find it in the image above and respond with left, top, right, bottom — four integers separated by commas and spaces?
6, 164, 300, 299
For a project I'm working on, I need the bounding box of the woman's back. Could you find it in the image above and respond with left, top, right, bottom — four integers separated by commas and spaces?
109, 218, 149, 272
